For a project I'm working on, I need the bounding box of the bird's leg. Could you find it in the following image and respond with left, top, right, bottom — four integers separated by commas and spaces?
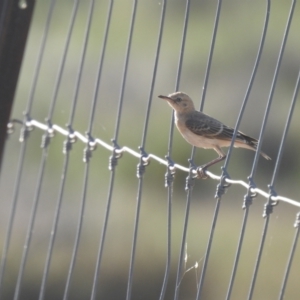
197, 147, 226, 179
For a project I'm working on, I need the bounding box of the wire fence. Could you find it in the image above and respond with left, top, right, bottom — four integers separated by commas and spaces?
0, 0, 300, 299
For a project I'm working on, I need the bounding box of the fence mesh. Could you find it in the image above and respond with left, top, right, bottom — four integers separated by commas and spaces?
0, 0, 300, 299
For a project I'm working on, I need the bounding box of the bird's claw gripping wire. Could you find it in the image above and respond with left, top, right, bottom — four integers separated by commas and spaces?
196, 166, 209, 180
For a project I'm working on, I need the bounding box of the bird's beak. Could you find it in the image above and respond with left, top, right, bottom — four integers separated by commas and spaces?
158, 95, 173, 101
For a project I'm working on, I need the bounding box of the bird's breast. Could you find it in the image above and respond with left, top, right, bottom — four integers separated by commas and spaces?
175, 115, 216, 149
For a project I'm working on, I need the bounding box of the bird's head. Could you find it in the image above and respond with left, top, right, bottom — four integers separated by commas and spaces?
158, 91, 195, 114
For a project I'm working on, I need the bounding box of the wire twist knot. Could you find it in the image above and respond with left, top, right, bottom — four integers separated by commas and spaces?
262, 185, 278, 218
63, 125, 77, 154
185, 159, 196, 191
243, 177, 257, 209
294, 212, 300, 228
19, 114, 33, 142
165, 156, 175, 187
40, 119, 55, 149
263, 202, 274, 218
215, 168, 231, 199
83, 132, 97, 163
6, 119, 22, 135
137, 147, 149, 179
108, 139, 122, 171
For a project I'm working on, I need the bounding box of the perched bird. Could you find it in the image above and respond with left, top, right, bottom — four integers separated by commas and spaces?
159, 92, 270, 177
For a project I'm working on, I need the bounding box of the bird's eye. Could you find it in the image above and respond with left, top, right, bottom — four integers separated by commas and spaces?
176, 97, 182, 102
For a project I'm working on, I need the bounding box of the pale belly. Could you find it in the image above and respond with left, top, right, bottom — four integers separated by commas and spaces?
179, 127, 233, 148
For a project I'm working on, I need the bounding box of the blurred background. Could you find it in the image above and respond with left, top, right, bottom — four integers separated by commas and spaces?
1, 0, 300, 299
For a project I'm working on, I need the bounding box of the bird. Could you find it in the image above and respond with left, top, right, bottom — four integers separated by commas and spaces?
158, 91, 271, 178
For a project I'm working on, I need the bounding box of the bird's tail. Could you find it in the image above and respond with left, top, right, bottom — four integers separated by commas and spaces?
258, 149, 271, 160
238, 133, 271, 160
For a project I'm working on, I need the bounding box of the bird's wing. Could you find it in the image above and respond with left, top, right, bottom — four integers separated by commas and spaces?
185, 114, 259, 146
184, 113, 271, 158
185, 115, 238, 140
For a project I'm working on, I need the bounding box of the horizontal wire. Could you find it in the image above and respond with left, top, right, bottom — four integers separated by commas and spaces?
9, 118, 300, 209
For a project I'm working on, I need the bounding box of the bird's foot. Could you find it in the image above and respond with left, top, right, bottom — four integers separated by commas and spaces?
196, 166, 209, 180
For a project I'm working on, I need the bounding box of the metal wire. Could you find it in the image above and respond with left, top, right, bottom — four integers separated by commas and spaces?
0, 139, 28, 296
13, 147, 49, 300
114, 1, 137, 143
99, 1, 137, 299
248, 1, 297, 299
279, 212, 300, 300
38, 1, 80, 299
90, 1, 114, 299
194, 2, 223, 299
225, 1, 271, 298
170, 1, 191, 299
8, 118, 300, 210
117, 0, 168, 299
0, 0, 57, 296
269, 69, 300, 188
62, 0, 96, 299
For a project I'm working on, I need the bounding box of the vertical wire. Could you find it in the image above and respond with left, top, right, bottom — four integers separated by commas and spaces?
195, 197, 221, 300
269, 69, 300, 188
13, 2, 81, 298
222, 0, 270, 172
225, 2, 270, 299
225, 207, 250, 300
158, 7, 172, 300
113, 0, 137, 142
0, 0, 56, 294
190, 0, 222, 161
0, 141, 28, 296
25, 0, 56, 115
67, 0, 94, 127
171, 1, 191, 300
47, 0, 79, 121
88, 1, 114, 299
199, 0, 222, 112
191, 1, 222, 299
247, 215, 270, 300
279, 213, 300, 300
13, 148, 48, 300
39, 153, 70, 300
62, 1, 96, 299
159, 172, 172, 300
121, 1, 167, 300
167, 0, 190, 158
63, 162, 91, 300
140, 0, 166, 149
249, 0, 296, 180
125, 174, 143, 300
271, 69, 300, 300
87, 0, 113, 135
38, 1, 80, 299
125, 0, 149, 295
247, 1, 297, 299
91, 163, 116, 300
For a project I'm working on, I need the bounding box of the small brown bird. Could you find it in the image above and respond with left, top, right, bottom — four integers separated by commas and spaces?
159, 91, 270, 176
